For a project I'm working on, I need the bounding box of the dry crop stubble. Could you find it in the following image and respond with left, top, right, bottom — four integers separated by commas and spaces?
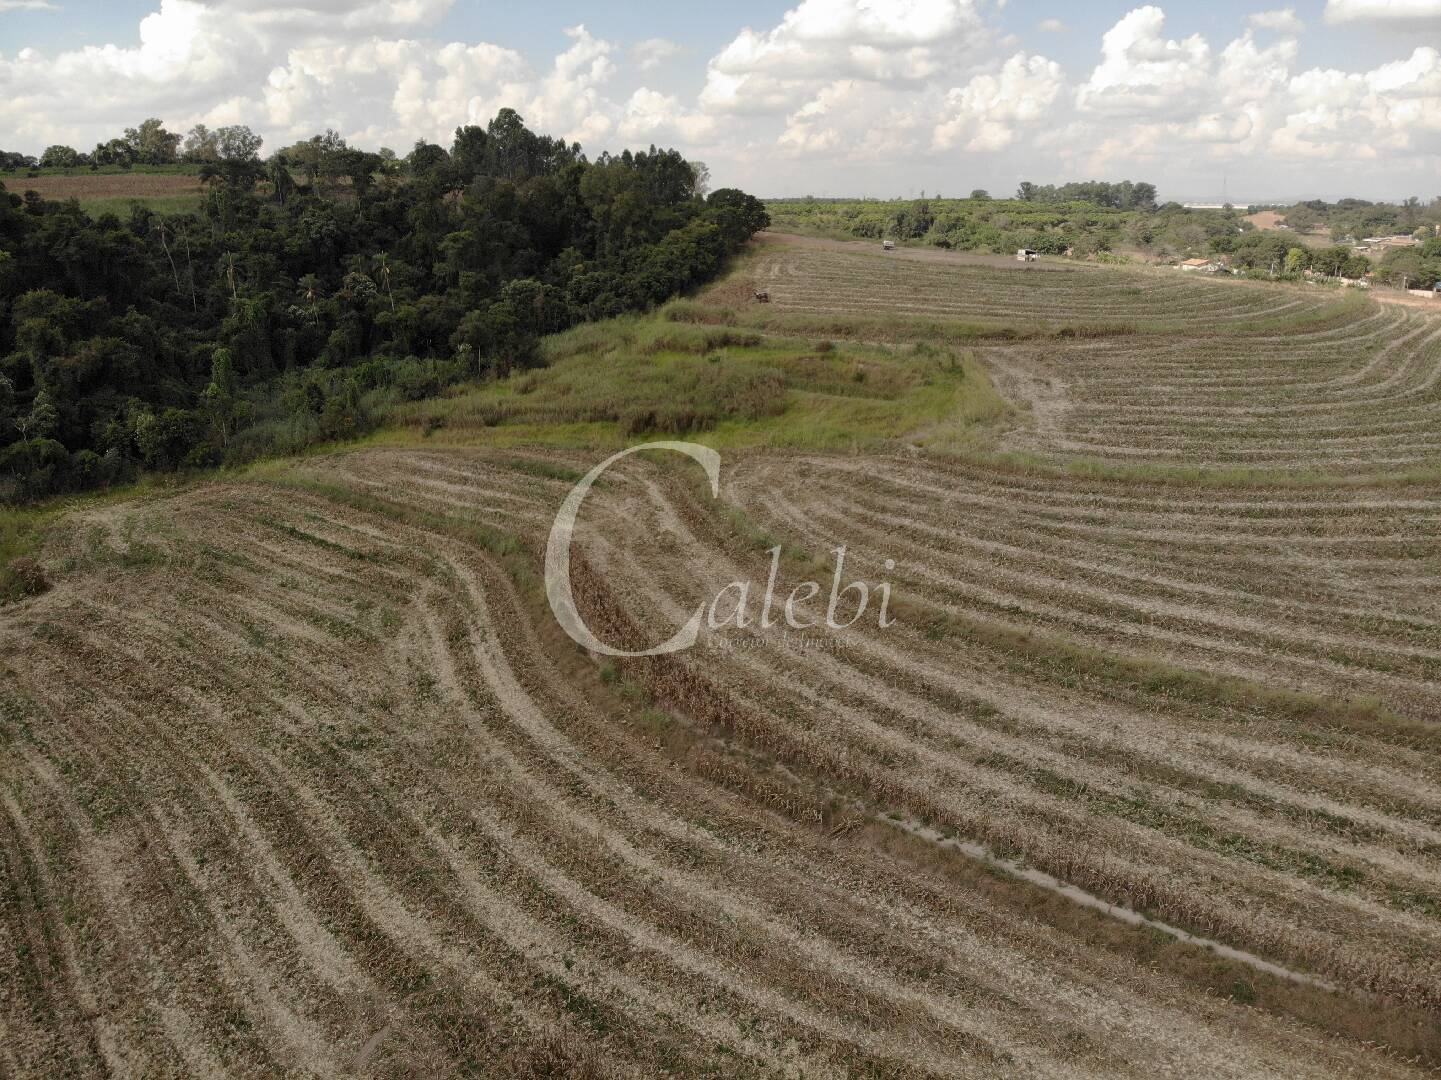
8, 231, 1441, 1075
0, 448, 1433, 1076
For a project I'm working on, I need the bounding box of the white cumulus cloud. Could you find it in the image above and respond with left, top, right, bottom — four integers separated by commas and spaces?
932, 53, 1064, 151
1075, 6, 1211, 117
1, 0, 1440, 198
699, 0, 989, 115
631, 37, 683, 71
1248, 8, 1304, 32
1325, 0, 1441, 21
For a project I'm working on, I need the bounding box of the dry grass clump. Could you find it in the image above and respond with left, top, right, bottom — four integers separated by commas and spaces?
2, 556, 47, 598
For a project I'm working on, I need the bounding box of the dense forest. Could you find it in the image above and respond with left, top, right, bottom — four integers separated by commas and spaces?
0, 110, 769, 503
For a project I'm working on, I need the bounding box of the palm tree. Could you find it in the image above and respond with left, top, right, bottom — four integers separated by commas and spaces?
298, 274, 321, 320
373, 252, 395, 312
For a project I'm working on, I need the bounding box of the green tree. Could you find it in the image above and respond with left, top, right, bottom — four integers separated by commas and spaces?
92, 138, 137, 168
181, 124, 220, 163
202, 348, 246, 447
17, 389, 59, 444
298, 274, 322, 320
217, 125, 263, 162
268, 158, 296, 205
373, 252, 395, 312
124, 119, 182, 165
690, 161, 711, 197
39, 145, 80, 169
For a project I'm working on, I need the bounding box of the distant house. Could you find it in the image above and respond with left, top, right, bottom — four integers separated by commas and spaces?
1016, 248, 1038, 262
1360, 235, 1421, 255
1179, 258, 1222, 273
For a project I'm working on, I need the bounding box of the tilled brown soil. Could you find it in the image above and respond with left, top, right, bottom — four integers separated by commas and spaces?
2, 447, 1437, 1077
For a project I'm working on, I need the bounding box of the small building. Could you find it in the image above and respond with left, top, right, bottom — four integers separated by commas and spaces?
1016, 248, 1038, 262
1360, 236, 1421, 255
882, 239, 895, 251
1179, 258, 1222, 273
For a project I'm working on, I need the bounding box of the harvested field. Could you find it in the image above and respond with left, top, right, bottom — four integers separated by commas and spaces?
0, 171, 204, 207
739, 234, 1344, 332
719, 234, 1441, 474
3, 449, 1436, 1077
5, 231, 1441, 1077
991, 301, 1441, 471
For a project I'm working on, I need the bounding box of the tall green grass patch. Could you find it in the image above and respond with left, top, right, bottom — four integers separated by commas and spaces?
389, 319, 1011, 453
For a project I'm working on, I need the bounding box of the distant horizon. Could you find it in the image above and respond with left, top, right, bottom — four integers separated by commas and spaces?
2, 1, 1438, 203
755, 191, 1432, 206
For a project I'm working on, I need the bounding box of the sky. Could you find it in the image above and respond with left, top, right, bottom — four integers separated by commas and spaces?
1, 0, 1439, 202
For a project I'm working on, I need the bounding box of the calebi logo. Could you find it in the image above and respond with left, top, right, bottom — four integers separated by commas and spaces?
545, 442, 897, 658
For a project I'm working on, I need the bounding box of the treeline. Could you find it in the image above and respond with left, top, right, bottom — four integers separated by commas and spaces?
1214, 232, 1373, 280
0, 109, 769, 502
2, 119, 283, 171
1275, 197, 1441, 288
1281, 196, 1440, 243
1016, 181, 1158, 211
768, 194, 1218, 257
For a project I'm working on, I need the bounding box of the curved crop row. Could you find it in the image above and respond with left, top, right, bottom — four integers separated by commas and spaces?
992, 302, 1441, 471
746, 241, 1345, 330
1, 448, 1428, 1077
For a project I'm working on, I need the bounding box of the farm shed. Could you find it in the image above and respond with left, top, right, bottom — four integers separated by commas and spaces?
1360, 235, 1422, 255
